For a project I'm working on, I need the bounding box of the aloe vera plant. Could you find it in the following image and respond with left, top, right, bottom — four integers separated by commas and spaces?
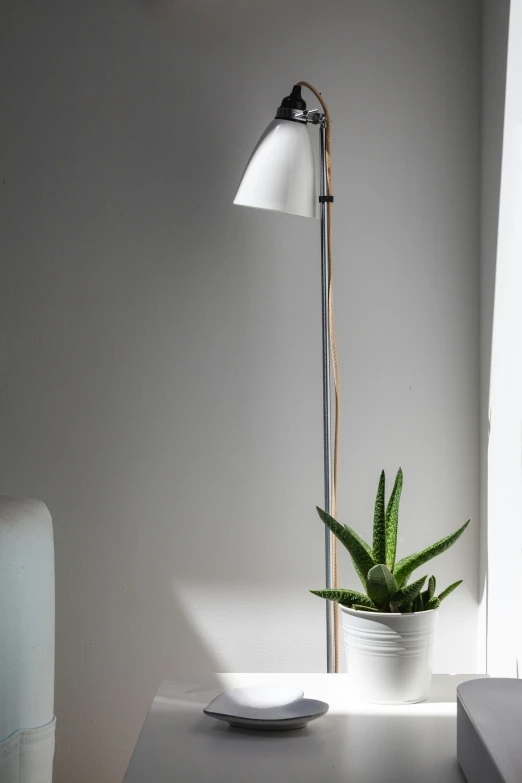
310, 468, 469, 613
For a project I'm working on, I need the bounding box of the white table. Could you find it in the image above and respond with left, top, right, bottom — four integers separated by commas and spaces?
124, 673, 485, 782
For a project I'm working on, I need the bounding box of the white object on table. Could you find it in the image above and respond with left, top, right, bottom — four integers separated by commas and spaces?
204, 685, 329, 730
457, 678, 522, 783
124, 672, 486, 783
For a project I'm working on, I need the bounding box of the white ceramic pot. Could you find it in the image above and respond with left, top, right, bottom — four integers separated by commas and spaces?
340, 605, 438, 704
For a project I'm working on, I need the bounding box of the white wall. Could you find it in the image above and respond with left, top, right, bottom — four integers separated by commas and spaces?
0, 2, 480, 781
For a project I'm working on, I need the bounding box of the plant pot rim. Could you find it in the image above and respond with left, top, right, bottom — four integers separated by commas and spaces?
338, 604, 439, 617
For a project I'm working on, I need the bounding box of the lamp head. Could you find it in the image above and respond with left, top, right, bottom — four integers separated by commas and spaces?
233, 84, 319, 219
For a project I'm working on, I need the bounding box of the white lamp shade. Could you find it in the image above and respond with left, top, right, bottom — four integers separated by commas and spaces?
233, 119, 318, 219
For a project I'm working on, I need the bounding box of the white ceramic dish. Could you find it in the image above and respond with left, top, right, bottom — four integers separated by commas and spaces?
203, 684, 329, 730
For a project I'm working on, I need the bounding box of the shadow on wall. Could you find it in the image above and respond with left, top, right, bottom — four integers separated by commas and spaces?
53, 583, 220, 783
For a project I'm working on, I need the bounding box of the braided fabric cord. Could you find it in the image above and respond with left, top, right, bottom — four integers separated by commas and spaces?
297, 82, 340, 673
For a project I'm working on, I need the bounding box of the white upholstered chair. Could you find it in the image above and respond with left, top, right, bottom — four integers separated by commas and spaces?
0, 497, 55, 783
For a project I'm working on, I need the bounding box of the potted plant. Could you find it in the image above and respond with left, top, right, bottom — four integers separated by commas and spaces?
311, 468, 469, 704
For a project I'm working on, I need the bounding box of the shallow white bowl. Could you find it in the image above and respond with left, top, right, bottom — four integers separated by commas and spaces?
204, 684, 329, 730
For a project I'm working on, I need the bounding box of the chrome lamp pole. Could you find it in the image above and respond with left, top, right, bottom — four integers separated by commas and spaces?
318, 120, 335, 675
233, 85, 335, 673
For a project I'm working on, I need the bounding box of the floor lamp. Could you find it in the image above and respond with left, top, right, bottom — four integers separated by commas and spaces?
233, 83, 340, 673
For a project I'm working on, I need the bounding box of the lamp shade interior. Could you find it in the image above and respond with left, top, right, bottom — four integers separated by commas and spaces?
233, 119, 318, 219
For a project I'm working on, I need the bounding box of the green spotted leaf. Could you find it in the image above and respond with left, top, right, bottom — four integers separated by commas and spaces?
421, 575, 437, 606
385, 468, 403, 570
316, 507, 375, 590
391, 575, 427, 609
373, 471, 386, 564
438, 580, 463, 603
367, 564, 398, 607
393, 520, 470, 587
352, 604, 380, 612
412, 594, 424, 613
309, 589, 375, 608
424, 596, 441, 611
